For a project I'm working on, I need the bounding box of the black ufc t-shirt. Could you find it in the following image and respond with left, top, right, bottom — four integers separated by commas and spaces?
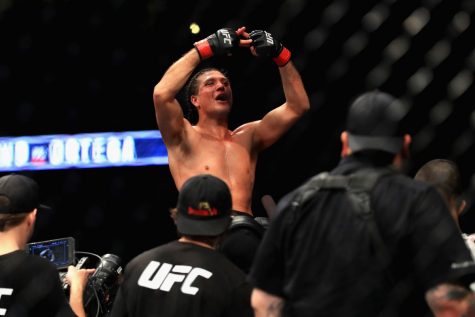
109, 240, 252, 317
0, 250, 76, 317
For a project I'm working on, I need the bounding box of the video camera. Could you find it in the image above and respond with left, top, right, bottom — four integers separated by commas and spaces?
27, 237, 122, 317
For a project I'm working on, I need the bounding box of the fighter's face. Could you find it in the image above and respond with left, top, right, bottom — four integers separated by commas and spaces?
193, 70, 233, 113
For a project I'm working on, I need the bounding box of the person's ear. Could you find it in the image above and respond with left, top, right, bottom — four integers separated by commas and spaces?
401, 134, 412, 159
340, 131, 351, 157
457, 199, 467, 217
190, 95, 199, 109
26, 209, 37, 227
393, 134, 412, 169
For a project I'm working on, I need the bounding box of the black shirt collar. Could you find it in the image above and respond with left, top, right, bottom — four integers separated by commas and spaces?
333, 155, 393, 175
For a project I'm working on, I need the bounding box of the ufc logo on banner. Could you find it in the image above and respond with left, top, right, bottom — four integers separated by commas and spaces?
219, 29, 233, 45
0, 288, 13, 316
138, 261, 212, 295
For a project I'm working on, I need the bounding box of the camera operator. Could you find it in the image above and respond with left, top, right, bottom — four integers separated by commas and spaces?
0, 173, 95, 317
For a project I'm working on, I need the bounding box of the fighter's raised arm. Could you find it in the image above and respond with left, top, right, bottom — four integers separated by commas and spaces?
243, 30, 310, 150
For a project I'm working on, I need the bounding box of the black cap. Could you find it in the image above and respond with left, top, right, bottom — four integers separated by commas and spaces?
347, 90, 405, 154
0, 174, 50, 214
176, 174, 232, 236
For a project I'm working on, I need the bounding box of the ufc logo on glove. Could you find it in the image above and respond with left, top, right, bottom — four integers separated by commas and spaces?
218, 29, 233, 45
138, 261, 212, 295
265, 31, 274, 45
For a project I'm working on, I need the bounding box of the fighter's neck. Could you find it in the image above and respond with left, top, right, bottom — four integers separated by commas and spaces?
193, 124, 232, 140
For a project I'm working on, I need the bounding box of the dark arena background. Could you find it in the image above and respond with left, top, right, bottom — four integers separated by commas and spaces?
1, 0, 475, 265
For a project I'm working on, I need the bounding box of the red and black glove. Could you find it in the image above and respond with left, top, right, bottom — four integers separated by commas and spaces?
194, 28, 241, 60
249, 30, 291, 67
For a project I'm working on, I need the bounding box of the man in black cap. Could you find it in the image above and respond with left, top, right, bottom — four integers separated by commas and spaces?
249, 91, 475, 317
109, 174, 252, 317
0, 173, 94, 317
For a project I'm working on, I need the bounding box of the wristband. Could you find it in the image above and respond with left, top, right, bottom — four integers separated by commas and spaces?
272, 47, 291, 67
194, 39, 213, 60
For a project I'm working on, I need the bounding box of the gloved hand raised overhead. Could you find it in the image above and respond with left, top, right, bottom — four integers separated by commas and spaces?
194, 28, 244, 60
249, 30, 291, 67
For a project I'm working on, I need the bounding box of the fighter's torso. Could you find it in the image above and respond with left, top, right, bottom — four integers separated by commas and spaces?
167, 125, 258, 214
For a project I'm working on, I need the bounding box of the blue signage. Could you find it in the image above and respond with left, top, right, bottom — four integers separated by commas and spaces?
0, 130, 168, 171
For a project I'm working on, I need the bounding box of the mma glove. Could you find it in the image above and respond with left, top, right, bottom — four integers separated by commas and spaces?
249, 30, 291, 67
194, 28, 241, 60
